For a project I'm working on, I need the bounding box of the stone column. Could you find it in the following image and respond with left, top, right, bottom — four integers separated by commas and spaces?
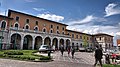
64, 39, 66, 50
32, 37, 35, 50
58, 39, 60, 50
50, 39, 53, 46
20, 37, 24, 50
42, 38, 44, 45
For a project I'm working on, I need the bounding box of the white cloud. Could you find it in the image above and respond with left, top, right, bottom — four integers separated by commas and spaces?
33, 8, 45, 12
115, 32, 120, 40
116, 32, 120, 35
0, 11, 5, 15
105, 3, 120, 17
37, 13, 64, 22
0, 10, 8, 16
119, 23, 120, 25
25, 0, 34, 2
67, 23, 119, 36
78, 15, 94, 23
69, 15, 94, 25
68, 15, 107, 25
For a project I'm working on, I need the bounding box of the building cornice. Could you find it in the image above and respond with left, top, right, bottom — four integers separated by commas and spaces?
8, 9, 68, 26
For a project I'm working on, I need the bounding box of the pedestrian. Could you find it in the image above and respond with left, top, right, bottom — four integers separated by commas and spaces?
94, 45, 103, 67
71, 44, 75, 58
48, 45, 52, 57
67, 45, 71, 56
111, 53, 117, 64
105, 54, 110, 64
60, 45, 64, 56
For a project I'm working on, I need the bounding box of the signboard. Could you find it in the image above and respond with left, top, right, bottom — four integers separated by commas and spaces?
117, 39, 120, 46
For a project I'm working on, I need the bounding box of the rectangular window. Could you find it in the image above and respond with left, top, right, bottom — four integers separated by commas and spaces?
87, 37, 89, 40
62, 27, 64, 30
57, 26, 59, 29
36, 21, 38, 25
80, 36, 82, 39
26, 19, 29, 23
16, 16, 19, 21
90, 37, 92, 40
84, 36, 85, 39
72, 34, 74, 38
51, 25, 53, 28
100, 37, 101, 40
76, 35, 78, 39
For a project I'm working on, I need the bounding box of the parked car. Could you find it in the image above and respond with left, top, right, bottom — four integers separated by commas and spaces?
39, 45, 54, 52
39, 45, 49, 52
79, 47, 86, 52
85, 47, 93, 52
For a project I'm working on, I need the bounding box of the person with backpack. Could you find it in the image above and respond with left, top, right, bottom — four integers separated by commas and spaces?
71, 44, 75, 58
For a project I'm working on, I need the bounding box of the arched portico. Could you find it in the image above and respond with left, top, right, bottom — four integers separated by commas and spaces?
11, 33, 21, 49
59, 39, 64, 49
66, 39, 70, 50
34, 36, 42, 49
23, 35, 32, 50
52, 38, 58, 50
44, 37, 51, 46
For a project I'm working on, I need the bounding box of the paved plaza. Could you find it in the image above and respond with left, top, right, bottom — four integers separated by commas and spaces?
52, 51, 95, 65
0, 51, 95, 67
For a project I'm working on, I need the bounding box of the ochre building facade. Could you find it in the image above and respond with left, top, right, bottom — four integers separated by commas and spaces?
0, 9, 113, 51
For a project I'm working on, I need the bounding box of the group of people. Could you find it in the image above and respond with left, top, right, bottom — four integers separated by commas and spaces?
60, 44, 75, 58
59, 44, 103, 67
59, 44, 118, 67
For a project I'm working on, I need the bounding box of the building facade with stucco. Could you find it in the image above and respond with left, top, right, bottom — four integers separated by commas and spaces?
0, 9, 114, 51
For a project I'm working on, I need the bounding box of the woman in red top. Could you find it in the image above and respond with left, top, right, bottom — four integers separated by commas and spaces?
111, 53, 117, 63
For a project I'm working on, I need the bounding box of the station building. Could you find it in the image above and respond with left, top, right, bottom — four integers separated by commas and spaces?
0, 9, 113, 51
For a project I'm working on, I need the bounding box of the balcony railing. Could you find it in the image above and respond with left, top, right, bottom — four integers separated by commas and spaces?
9, 27, 70, 38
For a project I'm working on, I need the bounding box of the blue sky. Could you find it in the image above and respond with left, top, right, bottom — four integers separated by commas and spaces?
0, 0, 120, 38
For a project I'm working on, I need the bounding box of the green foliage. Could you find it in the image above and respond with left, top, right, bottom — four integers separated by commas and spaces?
4, 51, 23, 55
103, 64, 120, 67
0, 50, 51, 62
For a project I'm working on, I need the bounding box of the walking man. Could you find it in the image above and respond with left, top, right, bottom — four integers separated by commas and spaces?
60, 45, 64, 56
67, 45, 71, 56
71, 44, 75, 58
94, 45, 103, 67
